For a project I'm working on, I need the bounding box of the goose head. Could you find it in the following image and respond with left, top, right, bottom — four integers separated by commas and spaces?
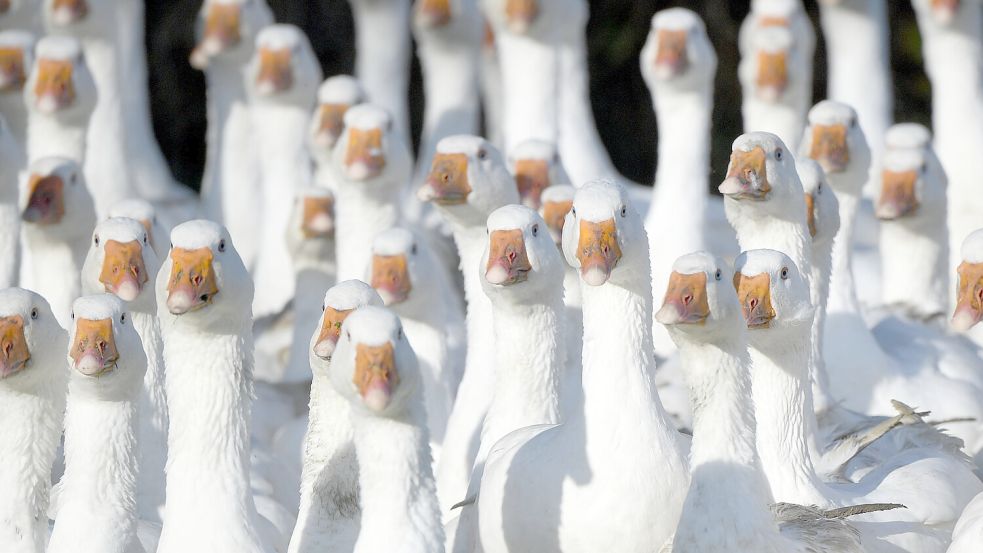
539, 184, 574, 247
481, 0, 576, 37
330, 305, 420, 416
656, 251, 744, 343
190, 0, 272, 69
562, 179, 645, 287
0, 30, 33, 96
0, 288, 65, 392
156, 220, 252, 326
0, 0, 37, 25
419, 134, 519, 228
876, 122, 946, 223
42, 0, 110, 35
797, 158, 839, 248
81, 217, 159, 310
24, 35, 94, 122
332, 103, 412, 185
912, 0, 967, 26
247, 24, 322, 106
508, 139, 568, 209
310, 279, 383, 364
720, 132, 805, 221
734, 249, 814, 348
19, 156, 94, 238
67, 294, 145, 400
287, 186, 334, 260
481, 204, 564, 304
951, 229, 983, 331
740, 25, 800, 104
640, 8, 716, 90
799, 100, 871, 194
307, 75, 364, 162
413, 0, 482, 41
367, 227, 442, 311
107, 198, 164, 258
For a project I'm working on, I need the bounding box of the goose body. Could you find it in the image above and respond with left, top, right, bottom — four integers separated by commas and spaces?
0, 114, 23, 288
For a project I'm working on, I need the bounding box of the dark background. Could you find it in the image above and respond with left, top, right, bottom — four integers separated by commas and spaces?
145, 0, 931, 191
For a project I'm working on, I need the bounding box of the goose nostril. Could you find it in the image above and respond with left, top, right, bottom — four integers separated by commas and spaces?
682, 294, 693, 305
507, 251, 517, 263
191, 275, 203, 286
749, 298, 759, 310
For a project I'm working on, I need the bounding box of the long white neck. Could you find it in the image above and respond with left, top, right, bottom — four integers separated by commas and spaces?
0, 204, 19, 289
334, 181, 401, 282
48, 384, 139, 553
879, 215, 949, 318
351, 402, 442, 553
0, 375, 66, 553
741, 91, 808, 152
809, 236, 836, 415
132, 309, 168, 523
26, 114, 86, 163
0, 94, 28, 146
285, 267, 336, 382
201, 62, 252, 219
21, 229, 85, 328
496, 32, 559, 155
828, 191, 861, 314
351, 0, 412, 146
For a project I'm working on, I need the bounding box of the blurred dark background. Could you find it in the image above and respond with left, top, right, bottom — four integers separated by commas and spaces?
145, 0, 931, 190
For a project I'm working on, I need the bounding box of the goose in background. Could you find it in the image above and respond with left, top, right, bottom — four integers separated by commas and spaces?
477, 180, 690, 553
949, 490, 983, 553
508, 138, 568, 209
192, 0, 273, 270
155, 220, 293, 553
0, 0, 41, 33
417, 134, 519, 517
953, 229, 983, 337
479, 21, 504, 149
80, 217, 167, 522
0, 289, 66, 553
329, 306, 445, 553
308, 75, 364, 188
108, 198, 165, 258
287, 280, 382, 553
19, 156, 94, 327
246, 23, 322, 320
0, 114, 22, 288
48, 294, 159, 553
349, 0, 411, 145
0, 30, 33, 145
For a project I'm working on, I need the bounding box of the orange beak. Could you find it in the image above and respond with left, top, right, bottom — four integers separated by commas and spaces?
371, 254, 412, 305
0, 0, 9, 14
312, 306, 352, 360
952, 261, 983, 331
805, 193, 817, 238
759, 16, 789, 27
99, 240, 148, 302
485, 229, 531, 285
0, 47, 26, 92
70, 318, 118, 377
654, 29, 688, 79
808, 124, 850, 174
301, 196, 335, 238
353, 342, 399, 412
541, 199, 572, 246
931, 0, 960, 22
576, 218, 622, 286
33, 58, 76, 114
756, 51, 787, 102
255, 47, 293, 95
416, 0, 451, 27
513, 159, 550, 209
719, 147, 770, 200
505, 0, 538, 33
0, 315, 29, 379
876, 169, 919, 220
734, 272, 775, 329
190, 3, 242, 69
22, 174, 65, 225
344, 127, 386, 180
483, 19, 495, 49
655, 271, 710, 325
419, 152, 472, 205
165, 247, 219, 315
312, 103, 350, 149
50, 0, 88, 25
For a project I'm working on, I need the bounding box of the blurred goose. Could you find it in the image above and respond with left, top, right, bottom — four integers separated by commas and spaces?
329, 306, 444, 553
19, 157, 95, 327
0, 289, 66, 553
107, 198, 165, 259
477, 180, 690, 553
507, 138, 568, 209
308, 75, 365, 188
0, 0, 41, 33
478, 22, 504, 148
0, 30, 33, 144
949, 490, 983, 553
0, 114, 23, 288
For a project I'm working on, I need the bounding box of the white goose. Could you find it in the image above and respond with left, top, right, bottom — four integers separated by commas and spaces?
477, 180, 690, 553
80, 217, 167, 522
949, 490, 983, 553
287, 280, 382, 553
416, 134, 519, 517
329, 306, 444, 553
107, 198, 165, 259
0, 0, 42, 33
0, 30, 33, 146
246, 24, 322, 319
0, 289, 66, 553
507, 138, 568, 209
19, 156, 95, 327
48, 294, 160, 553
0, 113, 23, 289
308, 75, 364, 188
155, 220, 292, 553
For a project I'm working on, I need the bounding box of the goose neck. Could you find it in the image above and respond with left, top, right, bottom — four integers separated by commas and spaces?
879, 218, 949, 318
334, 182, 400, 282
496, 33, 559, 154
26, 114, 86, 163
653, 88, 712, 193
22, 231, 85, 327
809, 239, 835, 415
131, 310, 168, 522
351, 0, 412, 145
828, 191, 861, 314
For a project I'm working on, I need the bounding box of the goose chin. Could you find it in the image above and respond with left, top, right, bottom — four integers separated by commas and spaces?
36, 95, 66, 115
362, 382, 392, 412
113, 279, 141, 302
0, 359, 26, 379
581, 266, 611, 287
167, 290, 206, 315
951, 309, 980, 332
75, 353, 114, 377
313, 339, 336, 360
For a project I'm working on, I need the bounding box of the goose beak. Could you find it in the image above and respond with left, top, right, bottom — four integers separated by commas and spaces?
505, 0, 538, 33
514, 159, 549, 209
0, 47, 26, 92
50, 0, 88, 26
0, 315, 30, 379
759, 16, 789, 27
22, 174, 65, 225
756, 51, 787, 102
371, 254, 412, 305
301, 196, 335, 238
165, 247, 219, 315
33, 58, 76, 114
808, 124, 850, 174
312, 103, 350, 149
255, 47, 293, 96
419, 152, 471, 205
654, 29, 688, 79
0, 0, 9, 15
719, 146, 771, 200
541, 199, 572, 246
416, 0, 451, 27
485, 229, 531, 286
190, 3, 242, 69
656, 271, 710, 325
70, 318, 118, 377
931, 0, 959, 24
876, 169, 919, 220
735, 272, 775, 329
576, 218, 622, 286
805, 193, 817, 237
100, 240, 148, 302
354, 342, 399, 412
313, 307, 351, 360
952, 261, 983, 331
343, 127, 386, 181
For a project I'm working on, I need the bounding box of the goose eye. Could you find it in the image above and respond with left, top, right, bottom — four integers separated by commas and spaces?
321, 303, 326, 312
94, 234, 100, 246
30, 308, 38, 320
532, 224, 539, 236
346, 331, 351, 341
143, 234, 148, 245
70, 173, 77, 186
218, 239, 226, 253
714, 269, 722, 281
571, 207, 577, 217
620, 206, 627, 218
120, 313, 126, 324
477, 149, 487, 160
775, 149, 783, 161
397, 327, 403, 340
411, 244, 418, 255
817, 184, 822, 194
71, 311, 75, 320
780, 267, 789, 280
